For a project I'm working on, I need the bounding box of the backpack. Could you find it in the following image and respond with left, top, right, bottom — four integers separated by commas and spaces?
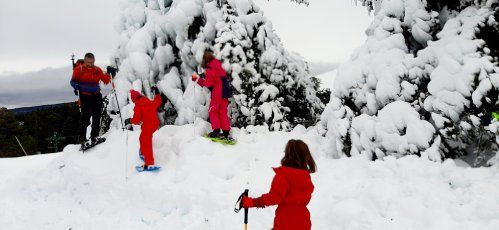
221, 75, 233, 99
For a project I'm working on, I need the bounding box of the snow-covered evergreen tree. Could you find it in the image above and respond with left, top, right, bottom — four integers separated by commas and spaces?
318, 0, 499, 166
110, 0, 323, 131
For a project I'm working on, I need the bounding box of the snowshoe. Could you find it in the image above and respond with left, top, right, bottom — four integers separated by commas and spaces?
136, 165, 161, 173
203, 134, 236, 146
222, 136, 236, 145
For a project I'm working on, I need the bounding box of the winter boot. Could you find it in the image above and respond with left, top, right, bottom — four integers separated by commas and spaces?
208, 129, 221, 138
138, 150, 145, 162
222, 130, 232, 139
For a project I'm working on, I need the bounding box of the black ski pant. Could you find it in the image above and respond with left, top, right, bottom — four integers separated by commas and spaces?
79, 92, 103, 141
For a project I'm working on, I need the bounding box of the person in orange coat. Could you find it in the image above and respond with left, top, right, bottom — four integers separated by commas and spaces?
126, 88, 162, 171
70, 53, 111, 144
242, 139, 316, 230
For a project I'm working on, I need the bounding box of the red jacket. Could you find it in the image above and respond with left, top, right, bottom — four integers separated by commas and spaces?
196, 59, 227, 100
130, 91, 162, 132
71, 65, 111, 94
249, 166, 314, 230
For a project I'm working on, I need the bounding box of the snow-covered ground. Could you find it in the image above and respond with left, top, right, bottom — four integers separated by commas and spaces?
1, 123, 499, 229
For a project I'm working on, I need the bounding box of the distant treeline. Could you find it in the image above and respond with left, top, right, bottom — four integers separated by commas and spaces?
0, 103, 80, 157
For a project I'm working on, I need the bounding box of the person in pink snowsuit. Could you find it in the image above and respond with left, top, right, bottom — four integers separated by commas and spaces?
191, 51, 232, 139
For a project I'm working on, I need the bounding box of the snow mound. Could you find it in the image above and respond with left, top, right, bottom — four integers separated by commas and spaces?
1, 124, 499, 229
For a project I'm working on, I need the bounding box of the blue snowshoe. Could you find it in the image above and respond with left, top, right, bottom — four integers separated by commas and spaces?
136, 165, 161, 173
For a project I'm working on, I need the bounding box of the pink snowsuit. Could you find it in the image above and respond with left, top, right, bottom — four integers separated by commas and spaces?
196, 59, 231, 131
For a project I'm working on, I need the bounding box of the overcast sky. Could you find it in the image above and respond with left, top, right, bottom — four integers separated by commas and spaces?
0, 0, 371, 108
254, 0, 371, 63
0, 66, 111, 109
0, 0, 120, 74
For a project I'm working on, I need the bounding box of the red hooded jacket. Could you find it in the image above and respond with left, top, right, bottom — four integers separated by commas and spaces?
247, 166, 314, 230
196, 59, 227, 101
130, 91, 162, 131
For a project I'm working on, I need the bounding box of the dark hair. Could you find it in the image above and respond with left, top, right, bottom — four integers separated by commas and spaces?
201, 50, 215, 68
281, 139, 316, 173
84, 53, 95, 59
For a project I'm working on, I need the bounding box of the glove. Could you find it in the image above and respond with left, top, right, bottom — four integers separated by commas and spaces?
106, 66, 116, 77
242, 196, 254, 208
124, 118, 131, 126
74, 90, 79, 96
191, 73, 199, 81
151, 86, 160, 95
480, 114, 492, 126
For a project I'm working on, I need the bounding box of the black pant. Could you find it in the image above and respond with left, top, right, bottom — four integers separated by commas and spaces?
79, 93, 103, 141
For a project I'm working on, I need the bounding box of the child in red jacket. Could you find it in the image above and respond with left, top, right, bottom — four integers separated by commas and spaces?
191, 50, 233, 139
243, 139, 316, 230
126, 88, 162, 172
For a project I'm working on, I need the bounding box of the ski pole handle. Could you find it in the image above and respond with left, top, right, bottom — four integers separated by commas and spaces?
244, 189, 249, 226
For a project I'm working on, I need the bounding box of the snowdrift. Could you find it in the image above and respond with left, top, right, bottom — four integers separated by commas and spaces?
1, 124, 499, 229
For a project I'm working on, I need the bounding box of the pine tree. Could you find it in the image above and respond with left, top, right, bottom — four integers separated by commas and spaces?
319, 0, 499, 164
0, 108, 22, 157
111, 0, 324, 131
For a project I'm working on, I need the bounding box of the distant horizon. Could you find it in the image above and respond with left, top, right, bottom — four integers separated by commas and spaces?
0, 60, 337, 109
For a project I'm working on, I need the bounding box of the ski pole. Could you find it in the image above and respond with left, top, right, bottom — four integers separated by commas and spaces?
124, 128, 129, 181
193, 79, 197, 136
234, 189, 249, 230
15, 136, 28, 156
109, 69, 124, 130
243, 189, 249, 230
192, 66, 203, 136
71, 54, 84, 143
107, 62, 128, 181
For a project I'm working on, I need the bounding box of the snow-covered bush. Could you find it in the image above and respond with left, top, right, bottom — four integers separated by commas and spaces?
109, 0, 323, 131
319, 0, 499, 165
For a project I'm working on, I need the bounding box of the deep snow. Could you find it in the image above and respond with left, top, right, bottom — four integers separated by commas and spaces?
1, 123, 499, 229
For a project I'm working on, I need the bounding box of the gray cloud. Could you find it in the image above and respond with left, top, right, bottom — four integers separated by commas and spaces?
0, 66, 75, 108
0, 67, 111, 109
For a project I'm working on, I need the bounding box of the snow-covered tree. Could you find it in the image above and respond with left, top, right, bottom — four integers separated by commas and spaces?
318, 0, 499, 166
110, 0, 323, 131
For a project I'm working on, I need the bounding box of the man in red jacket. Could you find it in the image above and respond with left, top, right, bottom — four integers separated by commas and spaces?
70, 53, 111, 144
126, 88, 162, 172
